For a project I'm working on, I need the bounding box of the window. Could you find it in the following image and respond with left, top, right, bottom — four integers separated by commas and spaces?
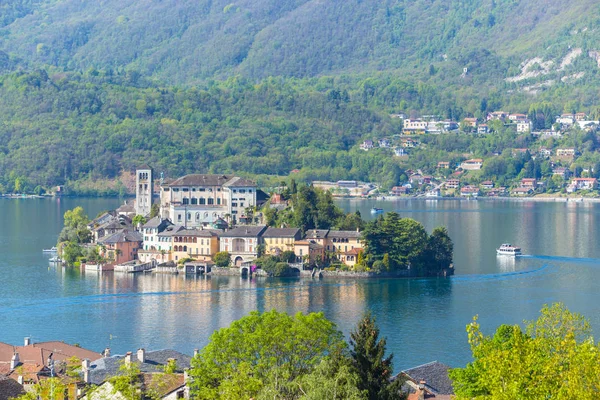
199, 188, 206, 192
187, 213, 191, 220
178, 214, 182, 222
183, 198, 189, 205
200, 198, 206, 205
217, 198, 221, 205
173, 188, 179, 192
183, 246, 187, 252
204, 212, 209, 218
196, 212, 200, 221
183, 188, 189, 192
191, 198, 198, 205
233, 189, 237, 193
192, 188, 197, 192
232, 203, 238, 207
240, 203, 244, 207
163, 188, 170, 192
249, 189, 253, 193
208, 198, 214, 205
239, 189, 246, 193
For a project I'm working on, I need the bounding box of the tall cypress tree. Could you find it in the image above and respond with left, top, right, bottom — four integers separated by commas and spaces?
349, 312, 405, 400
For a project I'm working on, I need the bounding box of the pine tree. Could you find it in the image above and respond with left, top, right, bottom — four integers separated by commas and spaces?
349, 312, 405, 400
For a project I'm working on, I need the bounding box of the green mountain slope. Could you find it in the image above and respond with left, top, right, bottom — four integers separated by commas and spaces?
1, 0, 599, 84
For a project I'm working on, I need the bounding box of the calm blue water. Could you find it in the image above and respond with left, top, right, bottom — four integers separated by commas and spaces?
1, 197, 600, 371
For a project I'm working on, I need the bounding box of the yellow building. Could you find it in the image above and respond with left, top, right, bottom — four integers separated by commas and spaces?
169, 228, 220, 262
263, 227, 301, 255
300, 229, 363, 267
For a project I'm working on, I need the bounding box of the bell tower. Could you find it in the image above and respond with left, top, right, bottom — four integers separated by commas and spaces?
135, 165, 153, 216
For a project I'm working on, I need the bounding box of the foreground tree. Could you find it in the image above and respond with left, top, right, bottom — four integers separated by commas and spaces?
212, 251, 231, 268
350, 313, 405, 400
450, 303, 600, 399
188, 310, 346, 399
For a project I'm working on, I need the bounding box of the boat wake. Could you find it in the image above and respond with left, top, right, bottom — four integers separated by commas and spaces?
519, 255, 600, 265
451, 264, 553, 282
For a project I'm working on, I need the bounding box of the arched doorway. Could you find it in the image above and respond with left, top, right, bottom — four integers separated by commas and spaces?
234, 256, 243, 267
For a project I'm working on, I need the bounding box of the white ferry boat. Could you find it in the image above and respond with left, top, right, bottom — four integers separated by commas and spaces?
496, 243, 522, 256
43, 246, 58, 253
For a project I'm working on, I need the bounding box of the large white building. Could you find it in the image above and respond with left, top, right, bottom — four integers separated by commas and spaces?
159, 174, 257, 227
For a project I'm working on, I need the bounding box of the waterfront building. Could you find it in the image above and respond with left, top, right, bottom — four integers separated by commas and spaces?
263, 227, 302, 256
136, 166, 154, 216
293, 240, 325, 265
98, 230, 143, 266
171, 228, 220, 262
137, 217, 174, 264
159, 174, 257, 227
219, 225, 267, 266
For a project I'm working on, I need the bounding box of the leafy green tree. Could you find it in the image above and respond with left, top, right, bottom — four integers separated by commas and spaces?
296, 355, 367, 400
188, 310, 346, 399
109, 360, 143, 400
13, 377, 66, 400
62, 242, 84, 266
132, 214, 147, 227
424, 226, 454, 275
349, 312, 404, 400
213, 251, 231, 268
450, 303, 600, 399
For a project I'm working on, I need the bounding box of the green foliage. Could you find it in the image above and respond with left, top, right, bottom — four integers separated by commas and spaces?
213, 251, 231, 268
109, 360, 143, 400
350, 312, 405, 400
450, 303, 600, 399
255, 255, 295, 276
62, 241, 84, 266
132, 214, 147, 227
12, 377, 66, 400
188, 310, 346, 399
58, 206, 91, 245
362, 212, 453, 274
150, 203, 160, 218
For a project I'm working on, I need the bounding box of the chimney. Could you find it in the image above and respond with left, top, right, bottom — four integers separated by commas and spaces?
193, 349, 199, 357
125, 351, 132, 365
82, 359, 91, 384
417, 380, 426, 400
10, 353, 20, 370
17, 376, 23, 385
137, 348, 146, 363
103, 347, 111, 357
24, 337, 31, 346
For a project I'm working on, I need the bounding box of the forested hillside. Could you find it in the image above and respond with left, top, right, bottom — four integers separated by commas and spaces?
1, 0, 600, 193
0, 0, 599, 84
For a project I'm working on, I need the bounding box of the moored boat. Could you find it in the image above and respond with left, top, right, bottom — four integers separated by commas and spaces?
496, 243, 522, 256
43, 246, 58, 253
370, 207, 384, 214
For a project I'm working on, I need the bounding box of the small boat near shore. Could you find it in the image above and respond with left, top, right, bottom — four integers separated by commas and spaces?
48, 256, 63, 263
496, 243, 522, 256
370, 207, 384, 214
43, 246, 58, 253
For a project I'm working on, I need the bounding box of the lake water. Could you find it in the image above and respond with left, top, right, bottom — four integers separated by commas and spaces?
1, 197, 600, 371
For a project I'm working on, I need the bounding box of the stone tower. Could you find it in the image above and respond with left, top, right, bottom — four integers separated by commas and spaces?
135, 165, 153, 216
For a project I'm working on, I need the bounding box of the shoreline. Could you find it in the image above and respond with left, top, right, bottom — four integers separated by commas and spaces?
341, 195, 600, 203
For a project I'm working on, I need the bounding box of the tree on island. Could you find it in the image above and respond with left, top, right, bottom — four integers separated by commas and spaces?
58, 206, 91, 245
213, 251, 231, 268
132, 214, 147, 228
350, 313, 405, 400
450, 303, 600, 399
360, 212, 453, 275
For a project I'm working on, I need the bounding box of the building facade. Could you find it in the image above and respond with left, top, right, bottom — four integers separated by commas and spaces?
159, 174, 257, 227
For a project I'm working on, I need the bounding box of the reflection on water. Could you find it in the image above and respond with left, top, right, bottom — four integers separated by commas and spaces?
2, 198, 600, 370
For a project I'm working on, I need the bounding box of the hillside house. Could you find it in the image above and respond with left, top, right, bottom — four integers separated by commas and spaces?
575, 112, 587, 121
511, 187, 533, 196
521, 178, 537, 189
477, 124, 489, 134
516, 120, 532, 133
403, 119, 428, 133
460, 186, 479, 197
378, 138, 391, 148
359, 140, 374, 151
463, 117, 478, 127
394, 147, 408, 157
480, 181, 494, 189
445, 179, 460, 189
460, 159, 483, 170
570, 178, 598, 191
487, 111, 508, 121
509, 113, 528, 122
437, 161, 450, 169
538, 148, 552, 158
99, 231, 143, 267
556, 114, 575, 125
552, 167, 571, 179
263, 227, 302, 256
556, 148, 576, 158
391, 186, 410, 196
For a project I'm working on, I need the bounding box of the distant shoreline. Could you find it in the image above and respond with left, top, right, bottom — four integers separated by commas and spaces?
341, 195, 600, 203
